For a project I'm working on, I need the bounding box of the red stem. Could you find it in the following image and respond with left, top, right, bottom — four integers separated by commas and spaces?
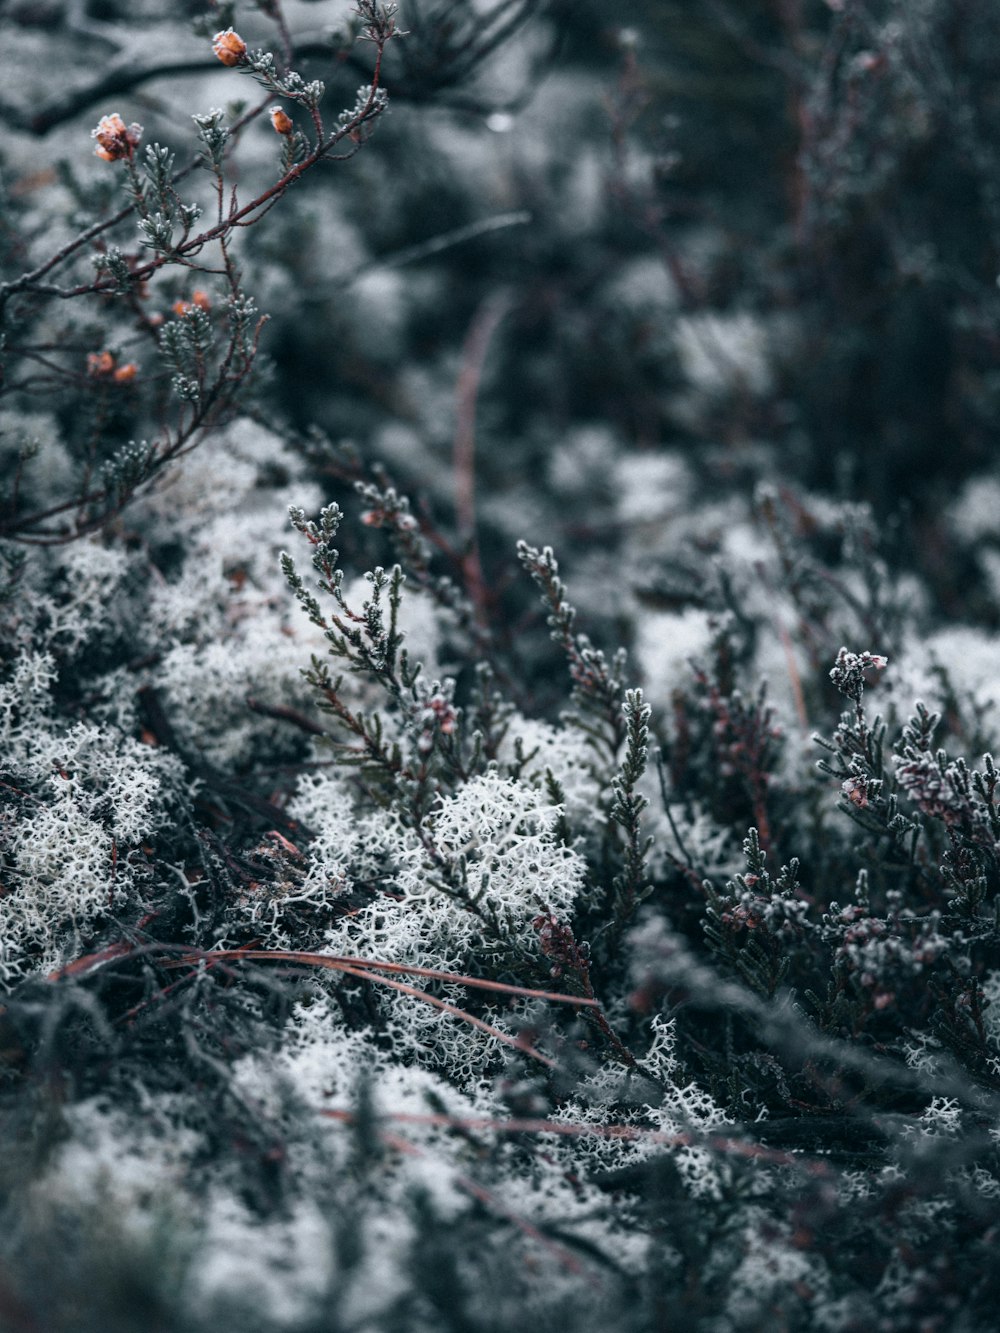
453, 289, 512, 624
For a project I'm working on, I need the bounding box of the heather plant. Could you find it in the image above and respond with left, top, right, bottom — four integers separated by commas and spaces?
5, 3, 1000, 1332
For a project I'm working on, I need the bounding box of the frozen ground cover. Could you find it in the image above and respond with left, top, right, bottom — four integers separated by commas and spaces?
4, 2, 1000, 1330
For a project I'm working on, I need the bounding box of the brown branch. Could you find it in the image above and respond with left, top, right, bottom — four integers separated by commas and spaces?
245, 696, 328, 737
48, 941, 602, 1071
453, 289, 512, 626
3, 0, 554, 143
0, 58, 219, 137
0, 96, 272, 307
327, 959, 558, 1067
320, 1107, 836, 1175
212, 948, 601, 1009
351, 1117, 601, 1285
5, 72, 388, 309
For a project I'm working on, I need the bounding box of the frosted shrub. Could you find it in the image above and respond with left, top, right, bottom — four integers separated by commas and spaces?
673, 310, 773, 400
320, 773, 585, 959
8, 2, 1000, 1330
0, 648, 182, 984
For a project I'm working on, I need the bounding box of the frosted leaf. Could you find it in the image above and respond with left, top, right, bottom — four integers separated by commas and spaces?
947, 474, 1000, 543
674, 311, 772, 398
633, 606, 713, 707
724, 1215, 831, 1326
615, 451, 692, 529
497, 714, 605, 826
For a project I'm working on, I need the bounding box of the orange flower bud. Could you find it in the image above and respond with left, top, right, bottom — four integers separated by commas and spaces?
173, 290, 211, 318
212, 28, 247, 66
87, 350, 115, 377
113, 362, 139, 384
269, 106, 294, 136
91, 113, 143, 163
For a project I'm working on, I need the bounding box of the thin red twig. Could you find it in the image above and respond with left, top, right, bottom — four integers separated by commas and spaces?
320, 1107, 835, 1176
46, 943, 600, 1069
375, 1126, 601, 1285
453, 289, 512, 624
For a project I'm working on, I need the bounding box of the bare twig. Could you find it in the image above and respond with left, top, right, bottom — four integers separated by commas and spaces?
304, 210, 532, 298
320, 1105, 837, 1175
453, 289, 513, 624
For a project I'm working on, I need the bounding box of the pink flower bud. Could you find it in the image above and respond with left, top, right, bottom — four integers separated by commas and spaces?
212, 28, 247, 66
91, 113, 143, 162
270, 106, 294, 136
